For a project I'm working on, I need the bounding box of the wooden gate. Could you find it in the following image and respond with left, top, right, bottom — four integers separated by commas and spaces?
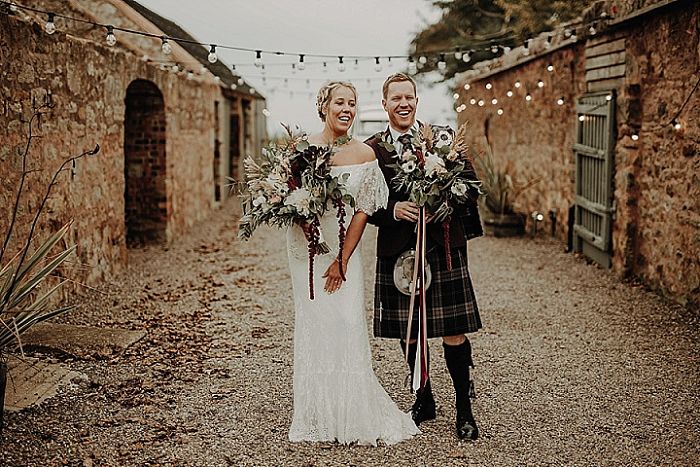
573, 91, 616, 267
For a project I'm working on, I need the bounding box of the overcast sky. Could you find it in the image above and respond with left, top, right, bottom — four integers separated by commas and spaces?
137, 0, 455, 135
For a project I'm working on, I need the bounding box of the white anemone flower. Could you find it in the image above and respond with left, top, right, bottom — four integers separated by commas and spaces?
434, 129, 453, 149
402, 160, 417, 173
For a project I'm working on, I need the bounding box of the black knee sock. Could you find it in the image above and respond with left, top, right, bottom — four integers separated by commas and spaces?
443, 339, 474, 419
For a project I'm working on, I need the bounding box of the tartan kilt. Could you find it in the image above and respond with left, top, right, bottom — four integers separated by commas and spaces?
373, 245, 482, 339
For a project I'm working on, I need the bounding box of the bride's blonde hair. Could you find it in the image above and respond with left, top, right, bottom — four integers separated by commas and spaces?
316, 81, 357, 121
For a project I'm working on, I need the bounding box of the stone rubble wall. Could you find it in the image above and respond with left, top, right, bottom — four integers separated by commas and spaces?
0, 12, 219, 289
457, 1, 699, 308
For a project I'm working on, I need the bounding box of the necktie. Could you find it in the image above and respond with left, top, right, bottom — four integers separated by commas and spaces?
397, 134, 413, 153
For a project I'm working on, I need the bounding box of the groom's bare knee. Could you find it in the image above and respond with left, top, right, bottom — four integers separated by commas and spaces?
442, 334, 467, 346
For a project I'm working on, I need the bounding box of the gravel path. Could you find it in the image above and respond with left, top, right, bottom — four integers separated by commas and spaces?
1, 201, 698, 466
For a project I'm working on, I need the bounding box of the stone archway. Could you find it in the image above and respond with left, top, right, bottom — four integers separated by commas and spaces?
124, 79, 167, 247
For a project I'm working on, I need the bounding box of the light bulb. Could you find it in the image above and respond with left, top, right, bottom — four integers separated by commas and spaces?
672, 119, 682, 131
537, 80, 545, 88
462, 51, 471, 63
230, 83, 237, 90
523, 39, 531, 55
387, 57, 394, 68
437, 54, 446, 70
208, 45, 218, 64
469, 98, 477, 105
45, 13, 56, 35
338, 57, 345, 72
323, 62, 328, 73
491, 98, 498, 105
171, 63, 179, 73
514, 81, 521, 88
547, 63, 554, 72
546, 35, 553, 49
262, 108, 271, 117
298, 54, 305, 71
564, 29, 572, 38
454, 50, 463, 60
503, 46, 511, 53
491, 43, 499, 54
161, 37, 172, 55
631, 134, 639, 141
463, 83, 471, 91
485, 82, 492, 90
291, 63, 296, 74
187, 71, 194, 80
237, 77, 244, 86
354, 59, 359, 70
589, 25, 597, 36
478, 100, 485, 107
506, 90, 514, 97
557, 97, 565, 105
408, 60, 417, 74
106, 26, 117, 46
254, 50, 263, 68
374, 57, 382, 72
579, 115, 585, 122
525, 94, 532, 101
497, 108, 504, 115
453, 93, 460, 100
249, 87, 256, 94
606, 94, 613, 101
419, 55, 427, 64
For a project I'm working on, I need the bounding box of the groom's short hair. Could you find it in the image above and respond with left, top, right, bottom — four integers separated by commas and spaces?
382, 73, 417, 99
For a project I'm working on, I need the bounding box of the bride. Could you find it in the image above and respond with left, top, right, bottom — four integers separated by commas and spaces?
287, 81, 419, 445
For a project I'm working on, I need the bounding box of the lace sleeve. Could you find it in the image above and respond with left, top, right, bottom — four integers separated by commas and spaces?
355, 162, 389, 215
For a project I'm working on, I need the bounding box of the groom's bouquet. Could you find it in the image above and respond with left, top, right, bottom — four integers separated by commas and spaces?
387, 122, 482, 269
238, 124, 355, 299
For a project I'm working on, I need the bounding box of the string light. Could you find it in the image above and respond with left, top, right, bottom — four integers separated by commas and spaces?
578, 115, 585, 122
208, 44, 218, 64
462, 51, 471, 63
523, 39, 531, 56
545, 35, 553, 49
171, 63, 179, 73
497, 108, 504, 115
485, 82, 492, 90
589, 24, 597, 35
408, 57, 417, 74
514, 81, 521, 89
491, 98, 498, 105
490, 41, 498, 54
338, 56, 345, 72
437, 54, 446, 71
187, 70, 194, 80
537, 79, 545, 88
547, 63, 554, 72
230, 83, 237, 90
672, 119, 682, 131
525, 93, 533, 101
249, 87, 256, 94
254, 50, 263, 67
298, 54, 305, 71
631, 134, 639, 141
322, 61, 328, 73
470, 98, 477, 105
463, 83, 471, 91
454, 48, 463, 60
105, 25, 116, 46
45, 12, 56, 34
506, 90, 514, 97
557, 97, 565, 105
374, 57, 382, 72
387, 57, 393, 68
453, 93, 460, 100
418, 55, 428, 65
237, 77, 245, 86
606, 94, 613, 101
354, 59, 359, 71
161, 36, 172, 55
478, 99, 485, 106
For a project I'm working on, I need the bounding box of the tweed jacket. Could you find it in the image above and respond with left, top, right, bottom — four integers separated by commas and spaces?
365, 126, 483, 258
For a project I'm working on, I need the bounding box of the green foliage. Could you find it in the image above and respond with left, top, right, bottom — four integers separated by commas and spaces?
411, 0, 596, 79
473, 145, 539, 214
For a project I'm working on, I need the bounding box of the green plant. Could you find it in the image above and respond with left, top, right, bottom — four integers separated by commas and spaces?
0, 98, 99, 357
473, 144, 539, 215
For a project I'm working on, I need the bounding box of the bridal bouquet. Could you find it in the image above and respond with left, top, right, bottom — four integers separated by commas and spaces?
387, 123, 482, 269
238, 125, 355, 299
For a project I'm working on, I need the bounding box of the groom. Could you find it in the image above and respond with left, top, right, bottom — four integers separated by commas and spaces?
366, 73, 483, 440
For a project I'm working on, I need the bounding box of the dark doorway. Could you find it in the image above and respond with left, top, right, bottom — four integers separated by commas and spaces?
124, 79, 167, 247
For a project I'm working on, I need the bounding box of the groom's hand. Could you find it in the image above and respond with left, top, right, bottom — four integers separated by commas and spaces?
394, 201, 420, 223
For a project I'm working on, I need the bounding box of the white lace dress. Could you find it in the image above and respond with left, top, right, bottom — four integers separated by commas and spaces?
286, 159, 419, 445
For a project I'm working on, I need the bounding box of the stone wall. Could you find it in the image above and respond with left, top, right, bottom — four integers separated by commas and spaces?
0, 12, 219, 287
613, 4, 700, 305
457, 1, 700, 307
457, 43, 588, 244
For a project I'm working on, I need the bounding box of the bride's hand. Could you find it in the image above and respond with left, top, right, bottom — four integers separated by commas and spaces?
322, 258, 348, 294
